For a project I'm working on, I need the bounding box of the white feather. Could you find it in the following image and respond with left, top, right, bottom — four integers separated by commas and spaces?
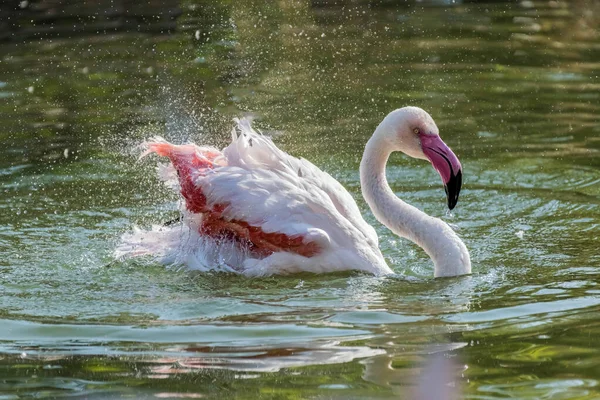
119, 117, 392, 276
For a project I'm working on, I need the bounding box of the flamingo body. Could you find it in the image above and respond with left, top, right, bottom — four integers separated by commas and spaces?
133, 119, 391, 276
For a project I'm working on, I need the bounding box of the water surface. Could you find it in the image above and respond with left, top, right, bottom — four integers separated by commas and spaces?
1, 0, 600, 398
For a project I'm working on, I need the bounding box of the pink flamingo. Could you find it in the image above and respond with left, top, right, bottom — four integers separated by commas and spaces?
124, 107, 470, 277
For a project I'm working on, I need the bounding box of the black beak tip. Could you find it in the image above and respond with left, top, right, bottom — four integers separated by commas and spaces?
444, 169, 462, 210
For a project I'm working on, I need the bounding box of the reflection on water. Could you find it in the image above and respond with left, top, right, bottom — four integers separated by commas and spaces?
1, 0, 600, 398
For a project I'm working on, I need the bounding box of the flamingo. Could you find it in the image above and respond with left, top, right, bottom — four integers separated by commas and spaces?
122, 107, 471, 277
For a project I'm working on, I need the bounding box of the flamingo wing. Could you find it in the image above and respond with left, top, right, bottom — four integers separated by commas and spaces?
135, 119, 390, 276
224, 118, 380, 249
143, 131, 369, 261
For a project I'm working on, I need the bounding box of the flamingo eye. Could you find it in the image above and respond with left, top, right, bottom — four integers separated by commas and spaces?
413, 128, 420, 135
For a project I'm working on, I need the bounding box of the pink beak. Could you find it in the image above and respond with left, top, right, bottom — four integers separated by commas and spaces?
419, 134, 463, 210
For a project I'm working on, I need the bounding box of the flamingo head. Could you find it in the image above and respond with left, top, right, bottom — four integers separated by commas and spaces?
380, 107, 463, 210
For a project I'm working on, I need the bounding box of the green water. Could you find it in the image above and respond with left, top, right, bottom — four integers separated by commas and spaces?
1, 0, 599, 398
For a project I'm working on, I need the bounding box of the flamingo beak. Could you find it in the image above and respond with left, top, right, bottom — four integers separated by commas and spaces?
419, 134, 463, 210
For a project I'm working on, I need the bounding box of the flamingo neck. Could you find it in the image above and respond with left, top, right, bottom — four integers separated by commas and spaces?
359, 131, 471, 277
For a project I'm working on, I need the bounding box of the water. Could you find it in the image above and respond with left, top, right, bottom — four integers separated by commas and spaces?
1, 0, 599, 398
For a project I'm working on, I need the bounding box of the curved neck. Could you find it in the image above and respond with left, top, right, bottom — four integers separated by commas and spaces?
359, 133, 471, 277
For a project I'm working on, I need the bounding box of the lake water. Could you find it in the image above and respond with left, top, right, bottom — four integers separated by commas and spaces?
1, 1, 599, 398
